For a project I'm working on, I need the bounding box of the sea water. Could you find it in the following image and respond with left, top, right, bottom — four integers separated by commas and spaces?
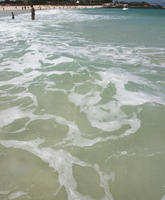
0, 8, 165, 200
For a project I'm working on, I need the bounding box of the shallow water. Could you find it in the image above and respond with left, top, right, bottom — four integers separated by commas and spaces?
0, 8, 165, 200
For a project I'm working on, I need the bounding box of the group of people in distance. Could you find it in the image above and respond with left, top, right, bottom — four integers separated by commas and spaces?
11, 5, 35, 20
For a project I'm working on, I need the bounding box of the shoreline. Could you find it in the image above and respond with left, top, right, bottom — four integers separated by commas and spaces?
1, 4, 165, 11
0, 5, 106, 11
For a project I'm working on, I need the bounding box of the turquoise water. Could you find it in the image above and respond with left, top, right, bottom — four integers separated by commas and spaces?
0, 8, 165, 200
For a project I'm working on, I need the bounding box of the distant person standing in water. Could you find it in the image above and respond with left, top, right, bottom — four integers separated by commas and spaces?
11, 12, 15, 19
31, 5, 35, 20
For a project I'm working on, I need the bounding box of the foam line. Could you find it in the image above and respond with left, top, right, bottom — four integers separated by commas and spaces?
8, 191, 27, 200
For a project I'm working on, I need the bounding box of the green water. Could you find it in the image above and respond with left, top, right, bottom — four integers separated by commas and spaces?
0, 8, 165, 200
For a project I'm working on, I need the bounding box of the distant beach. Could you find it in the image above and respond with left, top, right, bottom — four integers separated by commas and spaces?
0, 3, 164, 12
0, 4, 106, 11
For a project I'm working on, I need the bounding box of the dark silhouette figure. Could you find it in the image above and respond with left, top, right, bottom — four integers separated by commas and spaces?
31, 5, 35, 20
11, 12, 15, 19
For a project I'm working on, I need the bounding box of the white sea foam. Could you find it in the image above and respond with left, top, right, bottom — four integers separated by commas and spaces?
50, 56, 74, 66
68, 88, 141, 135
35, 9, 123, 24
94, 164, 115, 200
0, 107, 27, 128
0, 100, 139, 145
97, 69, 165, 105
0, 106, 56, 131
0, 190, 10, 195
1, 9, 165, 69
0, 139, 114, 200
148, 152, 165, 157
106, 151, 136, 163
66, 67, 157, 141
160, 195, 165, 200
120, 150, 128, 156
53, 110, 140, 147
0, 70, 41, 87
8, 191, 27, 199
54, 115, 102, 147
